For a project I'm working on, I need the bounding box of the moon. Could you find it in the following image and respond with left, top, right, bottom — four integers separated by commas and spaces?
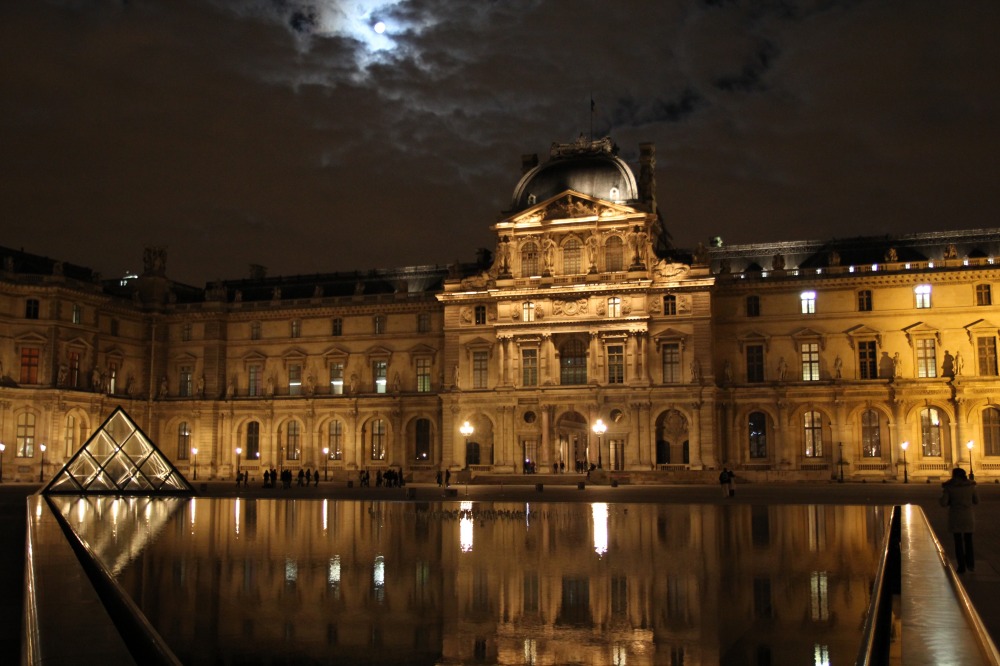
373, 21, 386, 34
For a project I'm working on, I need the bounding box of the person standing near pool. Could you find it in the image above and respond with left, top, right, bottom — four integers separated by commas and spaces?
941, 467, 978, 573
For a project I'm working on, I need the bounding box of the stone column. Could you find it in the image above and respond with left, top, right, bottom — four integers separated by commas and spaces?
689, 401, 705, 468
540, 405, 551, 470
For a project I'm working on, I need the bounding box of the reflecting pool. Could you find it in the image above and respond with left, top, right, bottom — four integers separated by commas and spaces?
51, 497, 888, 665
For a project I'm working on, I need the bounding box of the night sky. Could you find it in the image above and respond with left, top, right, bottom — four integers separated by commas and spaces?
2, 0, 998, 285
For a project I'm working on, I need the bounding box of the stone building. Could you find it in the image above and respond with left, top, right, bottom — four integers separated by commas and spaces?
2, 137, 999, 483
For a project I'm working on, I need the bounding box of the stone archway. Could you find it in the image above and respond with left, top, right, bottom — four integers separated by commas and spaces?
556, 411, 589, 472
655, 409, 689, 466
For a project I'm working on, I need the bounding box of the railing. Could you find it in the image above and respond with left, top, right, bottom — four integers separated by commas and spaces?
856, 462, 890, 472
655, 464, 689, 471
468, 465, 493, 473
857, 505, 900, 666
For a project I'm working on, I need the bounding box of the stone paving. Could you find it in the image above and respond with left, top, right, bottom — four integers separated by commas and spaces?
3, 478, 999, 663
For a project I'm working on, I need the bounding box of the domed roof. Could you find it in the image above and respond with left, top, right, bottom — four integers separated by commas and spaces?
510, 137, 638, 212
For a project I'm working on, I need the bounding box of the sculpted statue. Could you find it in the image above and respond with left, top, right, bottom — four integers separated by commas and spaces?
159, 376, 168, 398
885, 247, 898, 262
777, 357, 787, 381
542, 234, 557, 271
772, 253, 785, 271
834, 355, 843, 379
586, 232, 600, 271
196, 375, 205, 398
944, 244, 958, 260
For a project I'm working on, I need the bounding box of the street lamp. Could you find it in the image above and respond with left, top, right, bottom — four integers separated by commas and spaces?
592, 419, 607, 469
460, 421, 474, 468
0, 442, 5, 483
191, 447, 198, 480
323, 447, 329, 481
901, 441, 909, 484
235, 447, 242, 481
39, 443, 46, 482
967, 440, 975, 480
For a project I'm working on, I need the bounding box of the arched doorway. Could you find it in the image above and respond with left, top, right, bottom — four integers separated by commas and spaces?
655, 409, 689, 466
556, 411, 589, 472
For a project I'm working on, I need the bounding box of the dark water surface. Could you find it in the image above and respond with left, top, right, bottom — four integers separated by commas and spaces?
52, 497, 888, 665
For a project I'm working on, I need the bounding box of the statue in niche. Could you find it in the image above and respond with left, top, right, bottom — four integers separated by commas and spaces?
226, 376, 236, 398
944, 244, 959, 260
542, 234, 557, 272
892, 352, 902, 377
690, 359, 701, 382
126, 374, 135, 396
196, 375, 205, 398
885, 247, 898, 262
586, 232, 600, 271
265, 375, 275, 397
955, 351, 965, 376
723, 360, 733, 383
57, 364, 68, 386
834, 355, 843, 379
159, 376, 168, 399
777, 357, 787, 381
392, 372, 401, 393
771, 253, 785, 271
349, 373, 359, 394
91, 367, 102, 391
453, 364, 461, 389
305, 373, 316, 395
496, 236, 512, 275
828, 251, 841, 266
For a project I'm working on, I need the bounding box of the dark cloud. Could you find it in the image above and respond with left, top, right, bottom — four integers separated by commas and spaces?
2, 0, 998, 283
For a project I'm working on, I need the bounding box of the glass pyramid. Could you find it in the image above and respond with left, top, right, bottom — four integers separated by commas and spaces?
43, 406, 195, 495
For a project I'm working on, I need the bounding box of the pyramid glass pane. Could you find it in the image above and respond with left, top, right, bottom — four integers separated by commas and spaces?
105, 411, 136, 444
104, 455, 139, 486
47, 472, 82, 493
158, 472, 190, 491
88, 469, 118, 492
67, 452, 102, 485
89, 432, 118, 465
141, 455, 173, 483
121, 431, 152, 459
124, 474, 155, 491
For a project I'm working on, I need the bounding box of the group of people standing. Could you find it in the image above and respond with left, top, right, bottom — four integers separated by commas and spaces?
357, 468, 404, 487
233, 468, 323, 488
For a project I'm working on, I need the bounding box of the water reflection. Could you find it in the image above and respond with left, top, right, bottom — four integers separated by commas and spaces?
50, 498, 887, 666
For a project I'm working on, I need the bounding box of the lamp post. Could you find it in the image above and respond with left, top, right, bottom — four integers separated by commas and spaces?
901, 441, 909, 484
192, 447, 198, 480
39, 443, 46, 482
0, 442, 5, 483
323, 447, 329, 481
967, 440, 975, 480
460, 421, 474, 469
235, 447, 242, 481
592, 419, 607, 469
837, 441, 846, 483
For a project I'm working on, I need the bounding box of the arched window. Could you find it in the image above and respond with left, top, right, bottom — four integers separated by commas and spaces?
415, 418, 432, 461
285, 421, 301, 461
246, 421, 260, 460
178, 421, 191, 460
328, 420, 344, 460
563, 238, 582, 274
983, 407, 1000, 456
560, 338, 588, 385
605, 236, 624, 272
749, 412, 767, 459
466, 441, 481, 466
861, 409, 881, 457
521, 242, 540, 276
803, 411, 823, 457
920, 407, 942, 457
371, 419, 386, 461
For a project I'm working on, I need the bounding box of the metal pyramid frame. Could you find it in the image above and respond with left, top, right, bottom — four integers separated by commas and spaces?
43, 406, 195, 495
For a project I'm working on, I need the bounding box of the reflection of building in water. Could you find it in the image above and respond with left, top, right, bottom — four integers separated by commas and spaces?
4, 136, 1000, 484
63, 498, 886, 665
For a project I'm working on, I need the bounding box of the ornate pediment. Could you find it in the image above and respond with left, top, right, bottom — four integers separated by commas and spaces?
844, 324, 882, 349
280, 346, 309, 361
964, 319, 999, 345
322, 345, 351, 360
903, 322, 941, 348
737, 330, 770, 353
508, 190, 637, 226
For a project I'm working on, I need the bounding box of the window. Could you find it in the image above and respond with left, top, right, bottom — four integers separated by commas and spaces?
662, 343, 681, 383
332, 318, 343, 336
560, 338, 588, 385
25, 299, 39, 319
373, 361, 387, 393
607, 297, 621, 318
417, 313, 430, 333
71, 304, 82, 324
64, 415, 78, 457
800, 342, 820, 381
179, 366, 193, 397
800, 291, 816, 314
861, 409, 881, 457
285, 421, 301, 461
246, 421, 260, 460
522, 302, 535, 322
983, 407, 1000, 456
290, 320, 301, 338
416, 358, 431, 392
181, 323, 192, 341
746, 345, 764, 383
474, 306, 486, 325
920, 407, 943, 457
803, 411, 823, 457
329, 362, 344, 394
248, 364, 263, 397
605, 236, 624, 271
521, 242, 539, 276
16, 412, 36, 457
749, 412, 767, 458
977, 338, 998, 376
915, 284, 931, 309
370, 419, 386, 460
178, 422, 191, 460
916, 339, 937, 378
563, 238, 582, 274
373, 315, 386, 335
522, 349, 538, 387
607, 345, 624, 384
250, 321, 261, 340
663, 295, 677, 316
858, 290, 873, 312
472, 351, 488, 389
68, 351, 80, 387
328, 421, 343, 460
977, 284, 992, 306
858, 340, 878, 379
415, 419, 431, 461
20, 347, 40, 384
288, 364, 302, 395
746, 295, 760, 317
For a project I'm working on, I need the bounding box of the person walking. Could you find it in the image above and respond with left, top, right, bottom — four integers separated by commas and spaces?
719, 468, 731, 498
941, 467, 978, 573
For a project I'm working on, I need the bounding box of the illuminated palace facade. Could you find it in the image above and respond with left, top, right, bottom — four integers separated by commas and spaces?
3, 136, 1000, 484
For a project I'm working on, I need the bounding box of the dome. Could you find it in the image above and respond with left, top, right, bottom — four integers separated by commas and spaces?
510, 137, 639, 212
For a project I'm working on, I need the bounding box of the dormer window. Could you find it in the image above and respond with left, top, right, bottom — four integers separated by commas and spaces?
609, 187, 620, 201
527, 194, 537, 205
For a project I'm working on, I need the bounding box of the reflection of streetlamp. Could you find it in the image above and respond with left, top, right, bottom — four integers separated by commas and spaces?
901, 441, 909, 484
967, 440, 975, 480
592, 419, 607, 469
0, 442, 5, 483
235, 447, 242, 479
192, 447, 198, 480
39, 443, 46, 482
460, 421, 474, 468
323, 447, 329, 481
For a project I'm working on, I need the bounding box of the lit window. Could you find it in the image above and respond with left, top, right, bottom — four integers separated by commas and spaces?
328, 421, 343, 460
521, 242, 540, 276
803, 411, 823, 457
749, 412, 767, 458
800, 291, 816, 314
522, 301, 535, 322
607, 297, 621, 318
373, 361, 387, 393
416, 357, 431, 392
288, 364, 302, 395
916, 339, 937, 378
64, 415, 78, 457
246, 422, 260, 459
977, 284, 992, 306
522, 349, 538, 387
473, 351, 488, 389
20, 347, 40, 384
746, 295, 760, 317
857, 290, 872, 312
178, 422, 190, 460
977, 337, 998, 376
662, 343, 681, 383
663, 295, 677, 316
25, 299, 39, 319
915, 284, 931, 309
920, 407, 942, 457
607, 345, 624, 384
474, 306, 487, 325
285, 421, 301, 460
370, 419, 386, 460
563, 238, 582, 274
560, 338, 587, 385
415, 419, 432, 460
800, 342, 820, 381
16, 412, 36, 457
861, 410, 881, 457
